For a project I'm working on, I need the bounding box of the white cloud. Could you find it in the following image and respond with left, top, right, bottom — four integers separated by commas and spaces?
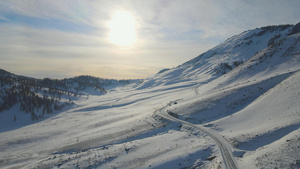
0, 15, 8, 21
0, 0, 299, 79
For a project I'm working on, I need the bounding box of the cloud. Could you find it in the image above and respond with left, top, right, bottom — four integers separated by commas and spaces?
0, 1, 93, 25
0, 24, 192, 79
0, 0, 299, 79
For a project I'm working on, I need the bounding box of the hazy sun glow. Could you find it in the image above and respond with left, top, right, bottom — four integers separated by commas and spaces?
108, 11, 137, 46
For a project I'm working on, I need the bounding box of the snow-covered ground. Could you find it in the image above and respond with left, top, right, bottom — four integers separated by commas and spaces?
1, 23, 300, 169
0, 82, 222, 169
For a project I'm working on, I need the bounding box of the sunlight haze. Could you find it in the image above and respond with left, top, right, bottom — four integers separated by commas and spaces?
0, 0, 299, 79
108, 11, 137, 46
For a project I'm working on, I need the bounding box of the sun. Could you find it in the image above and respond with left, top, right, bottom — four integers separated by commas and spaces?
107, 11, 137, 46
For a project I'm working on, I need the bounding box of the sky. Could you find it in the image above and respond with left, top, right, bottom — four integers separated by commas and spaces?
0, 0, 299, 79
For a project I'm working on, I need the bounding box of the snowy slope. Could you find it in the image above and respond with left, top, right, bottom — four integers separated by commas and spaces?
1, 23, 300, 169
139, 24, 293, 88
0, 74, 140, 132
215, 70, 300, 169
166, 23, 300, 168
0, 81, 219, 169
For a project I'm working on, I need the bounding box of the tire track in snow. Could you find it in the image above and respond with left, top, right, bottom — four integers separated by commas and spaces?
157, 99, 238, 169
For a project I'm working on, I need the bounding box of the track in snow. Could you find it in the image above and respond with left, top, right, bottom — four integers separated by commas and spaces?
157, 103, 238, 169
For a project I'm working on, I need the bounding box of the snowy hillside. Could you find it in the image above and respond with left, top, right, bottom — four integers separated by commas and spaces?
140, 24, 293, 87
0, 23, 300, 169
164, 23, 300, 168
0, 72, 139, 131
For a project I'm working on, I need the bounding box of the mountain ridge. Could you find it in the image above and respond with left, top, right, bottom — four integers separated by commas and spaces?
145, 23, 297, 88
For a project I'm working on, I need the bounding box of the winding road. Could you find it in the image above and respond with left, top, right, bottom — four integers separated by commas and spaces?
157, 103, 238, 169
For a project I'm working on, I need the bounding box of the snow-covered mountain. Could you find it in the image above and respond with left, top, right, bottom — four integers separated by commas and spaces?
139, 24, 294, 88
0, 23, 299, 169
159, 22, 300, 168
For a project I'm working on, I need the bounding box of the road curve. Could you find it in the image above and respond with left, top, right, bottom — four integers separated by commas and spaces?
157, 104, 238, 169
